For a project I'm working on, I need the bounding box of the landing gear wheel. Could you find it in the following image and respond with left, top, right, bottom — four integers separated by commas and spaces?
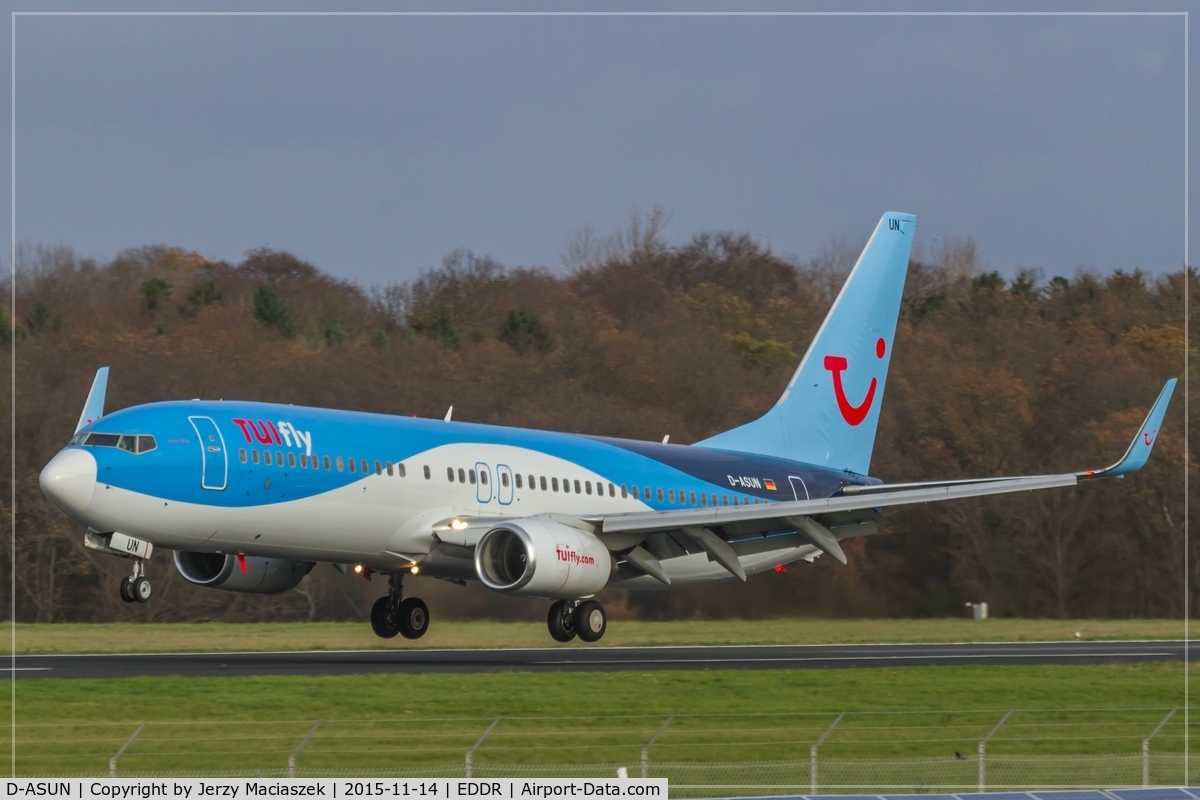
397, 598, 429, 640
370, 596, 400, 639
547, 600, 577, 643
574, 600, 606, 642
118, 577, 136, 604
131, 576, 152, 604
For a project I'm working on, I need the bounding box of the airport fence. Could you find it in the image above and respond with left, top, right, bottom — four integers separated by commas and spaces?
12, 707, 1200, 793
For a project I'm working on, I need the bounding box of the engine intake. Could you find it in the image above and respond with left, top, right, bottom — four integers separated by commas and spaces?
173, 551, 314, 594
475, 519, 612, 599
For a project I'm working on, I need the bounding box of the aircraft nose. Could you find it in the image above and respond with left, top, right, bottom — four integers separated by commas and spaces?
40, 448, 97, 517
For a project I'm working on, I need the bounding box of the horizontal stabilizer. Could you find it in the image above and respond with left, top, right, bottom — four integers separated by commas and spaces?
75, 367, 109, 434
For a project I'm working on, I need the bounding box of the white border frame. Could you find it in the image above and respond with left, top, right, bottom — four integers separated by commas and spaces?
6, 7, 1190, 783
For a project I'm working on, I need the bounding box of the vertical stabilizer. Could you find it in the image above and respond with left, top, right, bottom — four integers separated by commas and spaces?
696, 212, 916, 475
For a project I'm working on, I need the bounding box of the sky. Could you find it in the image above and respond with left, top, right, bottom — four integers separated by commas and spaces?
3, 4, 1193, 286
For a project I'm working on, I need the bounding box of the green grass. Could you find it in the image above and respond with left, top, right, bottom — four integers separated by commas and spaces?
9, 618, 1187, 654
3, 662, 1194, 780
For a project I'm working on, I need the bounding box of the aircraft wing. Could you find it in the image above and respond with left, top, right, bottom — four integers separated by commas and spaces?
591, 379, 1176, 564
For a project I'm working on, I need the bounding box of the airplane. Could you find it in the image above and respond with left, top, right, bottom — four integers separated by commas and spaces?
39, 212, 1177, 643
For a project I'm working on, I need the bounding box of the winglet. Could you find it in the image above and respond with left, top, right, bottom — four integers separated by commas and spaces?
75, 367, 109, 434
1080, 378, 1176, 479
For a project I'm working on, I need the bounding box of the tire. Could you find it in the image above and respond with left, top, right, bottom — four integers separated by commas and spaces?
132, 577, 152, 604
118, 577, 135, 604
574, 600, 606, 643
547, 600, 577, 643
370, 596, 400, 639
397, 598, 429, 640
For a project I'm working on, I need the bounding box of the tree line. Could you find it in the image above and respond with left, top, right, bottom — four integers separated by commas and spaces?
2, 216, 1193, 623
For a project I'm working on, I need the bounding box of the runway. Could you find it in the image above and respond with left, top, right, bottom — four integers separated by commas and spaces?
9, 639, 1187, 679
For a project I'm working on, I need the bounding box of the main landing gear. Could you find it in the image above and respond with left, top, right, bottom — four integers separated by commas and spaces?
370, 573, 429, 640
547, 599, 606, 643
118, 559, 151, 604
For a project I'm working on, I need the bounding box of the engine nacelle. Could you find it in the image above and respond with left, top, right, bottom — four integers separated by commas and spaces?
173, 551, 314, 594
474, 519, 612, 599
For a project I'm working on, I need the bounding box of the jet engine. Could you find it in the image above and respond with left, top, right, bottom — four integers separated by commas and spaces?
173, 551, 314, 594
474, 518, 612, 599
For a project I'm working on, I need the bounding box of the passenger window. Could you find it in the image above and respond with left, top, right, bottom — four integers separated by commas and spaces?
399, 463, 407, 478
515, 474, 523, 489
668, 489, 675, 503
458, 468, 466, 483
276, 451, 285, 465
552, 477, 559, 492
375, 461, 382, 475
423, 465, 430, 479
468, 469, 476, 485
480, 471, 487, 486
448, 467, 455, 482
239, 448, 248, 464
540, 476, 547, 491
288, 453, 296, 468
386, 462, 394, 476
585, 481, 592, 495
322, 455, 330, 470
656, 488, 664, 502
502, 473, 510, 488
700, 493, 707, 507
252, 450, 260, 465
336, 456, 345, 472
711, 494, 718, 506
722, 495, 729, 506
644, 486, 651, 501
349, 459, 357, 473
690, 492, 696, 506
361, 459, 369, 474
573, 480, 581, 493
621, 485, 628, 498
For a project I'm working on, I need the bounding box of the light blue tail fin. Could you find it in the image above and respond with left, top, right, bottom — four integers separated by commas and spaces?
696, 212, 916, 475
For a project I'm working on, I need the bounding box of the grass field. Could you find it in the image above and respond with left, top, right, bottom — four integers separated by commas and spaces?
8, 617, 1187, 653
3, 662, 1194, 779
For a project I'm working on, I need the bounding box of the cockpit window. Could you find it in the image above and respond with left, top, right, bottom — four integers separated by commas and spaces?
85, 433, 121, 447
78, 432, 156, 454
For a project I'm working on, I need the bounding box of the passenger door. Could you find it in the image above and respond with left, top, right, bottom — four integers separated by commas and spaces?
788, 476, 809, 501
188, 416, 228, 491
475, 462, 493, 505
496, 464, 514, 506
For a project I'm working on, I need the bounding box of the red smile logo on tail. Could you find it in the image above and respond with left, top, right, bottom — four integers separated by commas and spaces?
824, 337, 887, 426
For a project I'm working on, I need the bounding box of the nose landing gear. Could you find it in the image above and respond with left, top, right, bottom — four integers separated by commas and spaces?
370, 573, 429, 639
118, 559, 151, 604
84, 532, 154, 605
547, 599, 606, 643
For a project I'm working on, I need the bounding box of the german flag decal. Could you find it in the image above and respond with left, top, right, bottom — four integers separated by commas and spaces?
764, 479, 777, 491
